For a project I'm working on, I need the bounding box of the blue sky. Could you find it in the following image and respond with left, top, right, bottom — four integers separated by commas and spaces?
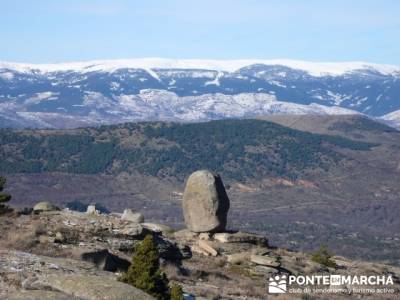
1, 0, 399, 64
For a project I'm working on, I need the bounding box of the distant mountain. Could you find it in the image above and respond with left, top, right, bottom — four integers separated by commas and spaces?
1, 58, 399, 128
380, 110, 400, 129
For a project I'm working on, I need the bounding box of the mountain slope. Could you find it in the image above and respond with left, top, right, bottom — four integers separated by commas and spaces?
1, 59, 399, 128
380, 109, 400, 129
0, 119, 376, 179
2, 116, 400, 263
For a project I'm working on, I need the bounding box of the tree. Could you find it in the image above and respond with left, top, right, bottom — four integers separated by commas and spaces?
120, 235, 170, 300
0, 176, 11, 213
170, 283, 184, 300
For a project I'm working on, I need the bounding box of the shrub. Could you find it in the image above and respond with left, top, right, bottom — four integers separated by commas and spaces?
311, 245, 337, 268
170, 283, 184, 300
120, 235, 170, 299
0, 176, 12, 214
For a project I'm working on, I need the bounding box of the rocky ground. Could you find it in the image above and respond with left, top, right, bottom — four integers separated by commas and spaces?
1, 206, 399, 299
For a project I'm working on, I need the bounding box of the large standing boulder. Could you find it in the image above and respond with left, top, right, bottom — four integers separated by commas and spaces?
182, 170, 230, 233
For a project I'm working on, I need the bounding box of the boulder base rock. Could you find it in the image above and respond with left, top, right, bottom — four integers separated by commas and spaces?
213, 232, 268, 246
182, 170, 230, 233
141, 222, 172, 234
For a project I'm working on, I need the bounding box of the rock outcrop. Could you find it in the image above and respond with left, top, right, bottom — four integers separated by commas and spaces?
182, 170, 230, 233
33, 201, 59, 213
86, 204, 100, 215
121, 209, 144, 223
39, 275, 155, 300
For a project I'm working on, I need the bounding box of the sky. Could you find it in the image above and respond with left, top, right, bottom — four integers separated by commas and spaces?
1, 0, 399, 65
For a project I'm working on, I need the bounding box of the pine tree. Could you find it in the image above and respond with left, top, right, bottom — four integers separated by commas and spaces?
170, 283, 184, 300
120, 235, 170, 299
0, 176, 11, 213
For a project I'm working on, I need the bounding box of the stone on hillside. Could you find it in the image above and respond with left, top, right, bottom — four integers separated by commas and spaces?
199, 232, 211, 240
86, 204, 100, 215
198, 240, 218, 257
173, 229, 198, 241
39, 274, 155, 300
54, 232, 65, 243
190, 244, 211, 256
182, 170, 230, 233
120, 224, 144, 237
213, 231, 268, 246
226, 252, 251, 264
81, 249, 130, 272
1, 290, 80, 300
153, 236, 183, 261
33, 201, 59, 213
121, 209, 144, 223
141, 222, 173, 234
252, 265, 278, 276
250, 254, 280, 268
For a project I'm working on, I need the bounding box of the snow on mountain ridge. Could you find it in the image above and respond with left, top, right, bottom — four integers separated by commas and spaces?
379, 110, 400, 129
1, 58, 399, 77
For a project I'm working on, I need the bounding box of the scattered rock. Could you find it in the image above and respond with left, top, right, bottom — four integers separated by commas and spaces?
33, 201, 59, 213
213, 231, 268, 246
191, 244, 211, 256
198, 240, 218, 257
38, 235, 50, 244
154, 236, 183, 261
141, 222, 173, 234
38, 274, 155, 300
86, 204, 100, 215
54, 231, 64, 243
250, 254, 280, 267
173, 229, 198, 241
119, 224, 144, 237
108, 239, 136, 252
199, 233, 211, 240
81, 249, 131, 272
121, 209, 144, 223
226, 252, 251, 264
0, 290, 80, 300
178, 244, 192, 259
252, 265, 278, 275
182, 170, 230, 233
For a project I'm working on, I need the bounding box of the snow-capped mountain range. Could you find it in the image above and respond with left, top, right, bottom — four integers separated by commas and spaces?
0, 58, 399, 128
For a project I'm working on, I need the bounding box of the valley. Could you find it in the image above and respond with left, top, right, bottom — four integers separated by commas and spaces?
2, 115, 400, 265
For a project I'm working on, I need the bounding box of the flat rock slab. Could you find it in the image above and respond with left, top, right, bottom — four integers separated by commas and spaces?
250, 255, 280, 267
198, 240, 218, 256
141, 222, 173, 234
1, 290, 80, 300
40, 274, 155, 300
226, 252, 251, 264
213, 232, 268, 246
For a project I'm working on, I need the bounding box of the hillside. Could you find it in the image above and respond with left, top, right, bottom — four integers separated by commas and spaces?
1, 116, 400, 265
0, 119, 376, 179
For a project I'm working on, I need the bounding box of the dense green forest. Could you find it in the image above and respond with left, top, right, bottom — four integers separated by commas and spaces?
0, 119, 377, 181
